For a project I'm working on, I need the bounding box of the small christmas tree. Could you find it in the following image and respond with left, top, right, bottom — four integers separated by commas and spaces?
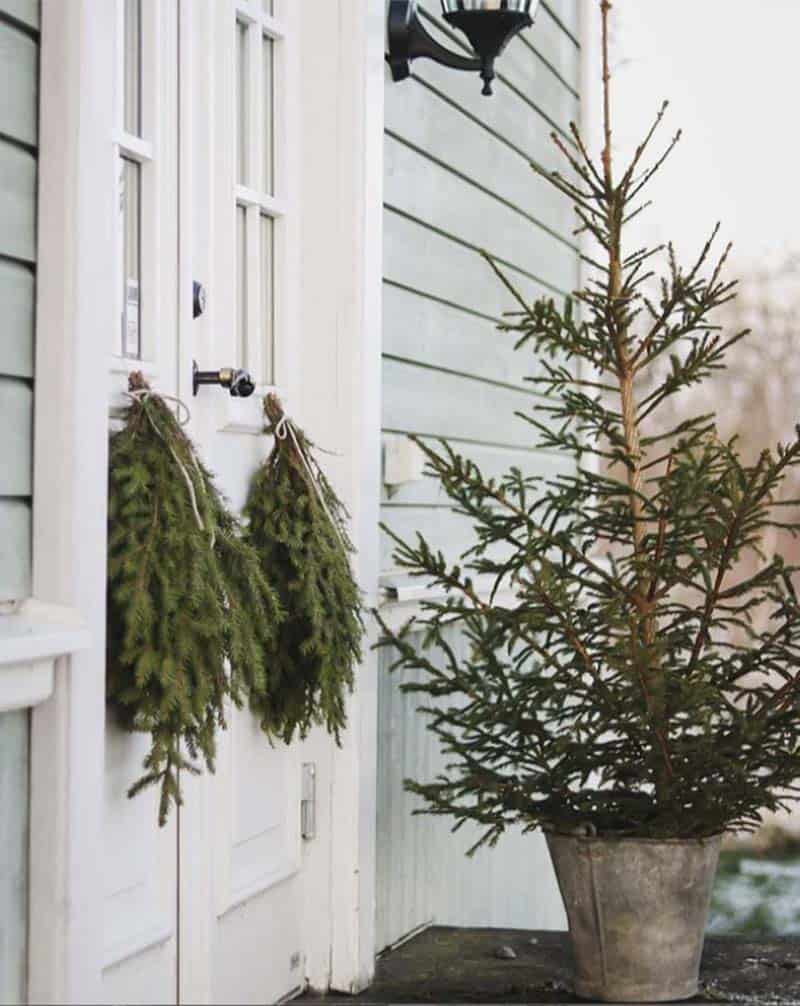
107, 373, 281, 825
378, 1, 800, 847
243, 394, 361, 744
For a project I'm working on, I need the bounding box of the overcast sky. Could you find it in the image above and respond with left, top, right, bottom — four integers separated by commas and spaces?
601, 0, 800, 275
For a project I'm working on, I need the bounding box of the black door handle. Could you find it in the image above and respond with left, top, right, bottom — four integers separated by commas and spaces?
193, 361, 255, 398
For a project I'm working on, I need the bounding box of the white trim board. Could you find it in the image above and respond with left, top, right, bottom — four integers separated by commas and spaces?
0, 600, 89, 712
29, 1, 117, 1001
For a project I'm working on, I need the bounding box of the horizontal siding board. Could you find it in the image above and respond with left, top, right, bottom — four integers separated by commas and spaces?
381, 438, 572, 507
0, 499, 31, 601
0, 23, 37, 146
0, 378, 32, 495
381, 504, 479, 569
409, 58, 569, 181
0, 140, 36, 262
383, 281, 535, 391
0, 260, 34, 377
541, 0, 579, 41
384, 210, 567, 322
385, 81, 576, 243
0, 0, 38, 30
501, 30, 580, 110
383, 357, 541, 449
385, 133, 577, 293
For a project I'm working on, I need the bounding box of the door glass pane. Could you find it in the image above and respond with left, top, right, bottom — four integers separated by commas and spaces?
121, 157, 141, 359
236, 21, 248, 187
124, 0, 142, 136
0, 710, 30, 1006
236, 205, 248, 368
261, 215, 274, 384
263, 36, 274, 195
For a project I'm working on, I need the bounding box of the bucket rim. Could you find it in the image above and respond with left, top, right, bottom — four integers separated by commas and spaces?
544, 830, 724, 846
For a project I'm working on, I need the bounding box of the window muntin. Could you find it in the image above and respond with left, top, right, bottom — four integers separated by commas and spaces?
234, 2, 285, 389
123, 0, 142, 136
120, 157, 142, 359
114, 0, 154, 363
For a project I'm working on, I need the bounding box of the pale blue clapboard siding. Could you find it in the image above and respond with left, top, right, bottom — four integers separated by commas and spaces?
0, 4, 38, 603
382, 0, 580, 572
0, 500, 31, 602
0, 143, 37, 263
375, 627, 567, 952
378, 0, 581, 948
384, 133, 577, 294
0, 21, 38, 147
0, 709, 30, 1005
383, 282, 536, 392
0, 260, 35, 378
0, 0, 39, 30
542, 0, 579, 39
0, 380, 33, 496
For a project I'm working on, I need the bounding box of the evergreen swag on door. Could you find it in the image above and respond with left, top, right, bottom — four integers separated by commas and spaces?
242, 394, 361, 744
107, 373, 282, 825
108, 376, 361, 824
378, 24, 800, 845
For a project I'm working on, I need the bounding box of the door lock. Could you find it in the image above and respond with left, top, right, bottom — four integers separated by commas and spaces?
192, 360, 256, 398
193, 281, 207, 319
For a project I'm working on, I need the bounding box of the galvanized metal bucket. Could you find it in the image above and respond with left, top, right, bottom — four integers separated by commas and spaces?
546, 831, 722, 1003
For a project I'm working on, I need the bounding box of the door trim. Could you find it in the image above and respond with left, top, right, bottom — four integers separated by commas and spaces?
325, 0, 385, 993
29, 1, 118, 1001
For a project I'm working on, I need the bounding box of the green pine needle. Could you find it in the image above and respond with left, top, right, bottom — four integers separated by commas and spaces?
243, 394, 362, 745
107, 374, 282, 826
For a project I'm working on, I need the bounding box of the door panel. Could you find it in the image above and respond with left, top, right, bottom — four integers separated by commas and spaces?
102, 1, 309, 999
103, 1, 179, 1001
178, 2, 307, 1002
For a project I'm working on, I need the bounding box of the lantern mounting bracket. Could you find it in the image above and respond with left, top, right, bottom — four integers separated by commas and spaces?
387, 1, 536, 96
387, 0, 480, 84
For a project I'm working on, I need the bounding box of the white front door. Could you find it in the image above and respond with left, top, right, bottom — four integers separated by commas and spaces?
177, 4, 308, 1001
103, 2, 309, 1003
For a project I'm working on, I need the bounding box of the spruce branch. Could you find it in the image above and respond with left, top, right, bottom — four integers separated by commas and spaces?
243, 394, 362, 745
107, 373, 281, 825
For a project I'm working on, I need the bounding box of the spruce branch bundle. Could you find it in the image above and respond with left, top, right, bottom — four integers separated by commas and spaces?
243, 394, 361, 744
107, 373, 281, 825
378, 1, 800, 847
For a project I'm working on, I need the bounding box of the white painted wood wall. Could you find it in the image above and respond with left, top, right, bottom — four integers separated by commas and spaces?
377, 0, 581, 950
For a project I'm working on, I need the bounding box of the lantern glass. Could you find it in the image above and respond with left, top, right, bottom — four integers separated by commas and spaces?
441, 0, 534, 12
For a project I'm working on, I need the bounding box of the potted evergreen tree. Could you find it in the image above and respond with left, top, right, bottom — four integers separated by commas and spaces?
378, 2, 800, 1000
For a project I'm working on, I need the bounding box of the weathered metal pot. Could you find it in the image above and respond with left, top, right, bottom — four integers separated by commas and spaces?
546, 832, 722, 1003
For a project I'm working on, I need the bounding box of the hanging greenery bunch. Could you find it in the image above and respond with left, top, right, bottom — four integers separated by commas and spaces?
377, 3, 800, 847
243, 394, 362, 744
107, 372, 282, 825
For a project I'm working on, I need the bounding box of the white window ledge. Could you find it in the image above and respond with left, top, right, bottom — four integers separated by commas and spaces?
0, 600, 91, 713
378, 574, 518, 633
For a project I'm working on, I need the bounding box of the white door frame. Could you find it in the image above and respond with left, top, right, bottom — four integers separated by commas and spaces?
26, 0, 386, 999
29, 1, 117, 1001
323, 0, 385, 993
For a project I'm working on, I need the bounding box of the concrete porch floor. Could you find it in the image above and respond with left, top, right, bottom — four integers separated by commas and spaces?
303, 927, 800, 1004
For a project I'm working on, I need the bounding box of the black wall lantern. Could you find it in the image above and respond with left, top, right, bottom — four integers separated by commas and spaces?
387, 0, 539, 96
